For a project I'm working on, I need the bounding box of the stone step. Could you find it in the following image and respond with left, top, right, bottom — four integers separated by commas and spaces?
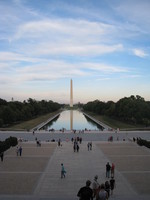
34, 142, 136, 199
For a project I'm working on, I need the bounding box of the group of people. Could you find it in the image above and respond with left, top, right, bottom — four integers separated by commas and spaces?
71, 137, 82, 144
92, 174, 115, 199
71, 137, 83, 152
72, 139, 93, 153
87, 142, 92, 151
0, 145, 23, 162
77, 175, 116, 200
61, 161, 115, 200
77, 162, 115, 200
73, 140, 80, 152
106, 162, 115, 178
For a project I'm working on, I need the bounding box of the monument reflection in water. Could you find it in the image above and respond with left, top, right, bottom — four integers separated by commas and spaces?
44, 110, 102, 131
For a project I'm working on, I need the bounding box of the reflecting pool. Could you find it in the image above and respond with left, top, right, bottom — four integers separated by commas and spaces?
42, 110, 103, 130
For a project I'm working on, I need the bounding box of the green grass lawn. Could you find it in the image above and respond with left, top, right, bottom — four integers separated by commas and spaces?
84, 111, 144, 130
1, 110, 61, 131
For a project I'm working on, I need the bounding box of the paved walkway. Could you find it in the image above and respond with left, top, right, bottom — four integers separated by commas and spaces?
0, 141, 150, 200
1, 130, 150, 142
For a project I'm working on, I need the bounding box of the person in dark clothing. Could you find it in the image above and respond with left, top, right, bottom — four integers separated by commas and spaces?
105, 181, 110, 198
106, 162, 111, 178
77, 180, 93, 200
77, 144, 79, 152
110, 177, 115, 196
19, 146, 22, 156
58, 138, 61, 146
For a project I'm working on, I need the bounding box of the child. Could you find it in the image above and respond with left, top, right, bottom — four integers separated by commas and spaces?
61, 163, 66, 178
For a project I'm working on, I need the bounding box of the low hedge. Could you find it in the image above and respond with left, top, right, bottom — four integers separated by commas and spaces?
137, 138, 150, 149
0, 136, 18, 153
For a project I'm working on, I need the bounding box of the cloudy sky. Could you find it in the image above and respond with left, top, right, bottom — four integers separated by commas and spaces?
0, 0, 150, 104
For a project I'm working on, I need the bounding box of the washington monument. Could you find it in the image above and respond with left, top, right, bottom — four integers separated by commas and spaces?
70, 79, 73, 107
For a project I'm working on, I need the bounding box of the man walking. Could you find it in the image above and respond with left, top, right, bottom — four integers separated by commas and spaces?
77, 180, 93, 200
106, 162, 111, 178
110, 177, 116, 196
19, 146, 22, 156
92, 175, 100, 198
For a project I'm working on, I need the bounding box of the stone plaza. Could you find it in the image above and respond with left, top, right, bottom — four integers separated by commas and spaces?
0, 131, 150, 200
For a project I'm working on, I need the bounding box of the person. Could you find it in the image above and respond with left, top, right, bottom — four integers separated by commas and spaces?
110, 177, 115, 196
106, 162, 111, 178
71, 137, 74, 143
61, 163, 66, 178
16, 146, 19, 156
92, 175, 100, 198
19, 146, 22, 156
77, 144, 80, 152
58, 138, 61, 146
79, 137, 82, 144
0, 152, 4, 162
111, 163, 115, 177
97, 183, 108, 200
90, 142, 92, 150
87, 142, 90, 151
105, 181, 110, 198
77, 180, 93, 200
73, 141, 78, 152
37, 140, 41, 146
73, 142, 76, 152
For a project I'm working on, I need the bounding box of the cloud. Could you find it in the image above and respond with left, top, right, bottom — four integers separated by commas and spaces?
120, 74, 141, 79
6, 18, 125, 58
0, 51, 49, 64
13, 19, 115, 41
96, 77, 111, 81
0, 52, 27, 62
0, 60, 88, 85
133, 49, 148, 58
15, 61, 128, 80
0, 62, 15, 70
0, 56, 128, 86
82, 63, 128, 73
112, 0, 150, 32
30, 43, 123, 57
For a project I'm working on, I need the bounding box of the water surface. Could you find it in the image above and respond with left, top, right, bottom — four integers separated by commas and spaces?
42, 110, 102, 130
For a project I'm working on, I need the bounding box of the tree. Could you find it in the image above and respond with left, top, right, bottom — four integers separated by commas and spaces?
2, 106, 16, 124
83, 95, 150, 126
0, 98, 61, 127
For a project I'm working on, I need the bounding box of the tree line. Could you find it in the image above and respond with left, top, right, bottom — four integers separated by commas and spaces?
83, 95, 150, 126
0, 98, 61, 127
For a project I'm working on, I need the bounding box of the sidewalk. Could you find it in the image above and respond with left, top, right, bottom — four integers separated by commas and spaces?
0, 141, 150, 200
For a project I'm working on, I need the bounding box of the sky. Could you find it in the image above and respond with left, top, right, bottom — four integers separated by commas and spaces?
0, 0, 150, 104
